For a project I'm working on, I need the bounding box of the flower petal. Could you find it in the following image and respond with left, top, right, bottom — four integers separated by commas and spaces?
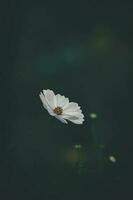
45, 106, 55, 116
63, 102, 80, 113
43, 89, 57, 109
62, 113, 84, 124
68, 118, 84, 124
63, 109, 82, 116
55, 115, 68, 124
39, 92, 55, 116
56, 94, 69, 108
62, 113, 84, 120
39, 92, 48, 109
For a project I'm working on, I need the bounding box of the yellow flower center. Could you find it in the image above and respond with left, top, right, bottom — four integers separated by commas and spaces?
53, 106, 63, 115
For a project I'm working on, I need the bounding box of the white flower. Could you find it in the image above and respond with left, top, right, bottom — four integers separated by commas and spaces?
39, 89, 84, 124
90, 113, 97, 119
74, 144, 82, 149
109, 156, 116, 163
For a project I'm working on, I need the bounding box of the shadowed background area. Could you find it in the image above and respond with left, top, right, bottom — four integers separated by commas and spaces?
0, 0, 132, 199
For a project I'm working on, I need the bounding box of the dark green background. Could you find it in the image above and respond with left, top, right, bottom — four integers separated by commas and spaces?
1, 0, 132, 199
